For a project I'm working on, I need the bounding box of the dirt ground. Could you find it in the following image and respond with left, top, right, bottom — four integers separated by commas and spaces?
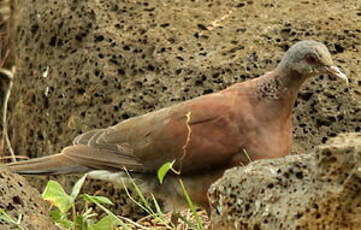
1, 0, 361, 222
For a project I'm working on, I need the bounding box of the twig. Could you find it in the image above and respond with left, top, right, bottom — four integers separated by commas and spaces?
0, 67, 15, 162
0, 155, 29, 160
0, 48, 10, 68
242, 149, 253, 163
118, 216, 151, 230
206, 10, 233, 31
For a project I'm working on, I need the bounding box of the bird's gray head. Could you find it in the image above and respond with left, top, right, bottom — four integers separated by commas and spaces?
277, 40, 348, 84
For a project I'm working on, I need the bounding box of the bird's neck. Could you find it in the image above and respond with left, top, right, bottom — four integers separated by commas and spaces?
274, 67, 308, 91
255, 68, 307, 114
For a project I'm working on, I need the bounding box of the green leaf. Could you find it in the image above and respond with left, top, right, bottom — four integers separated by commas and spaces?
83, 195, 131, 230
82, 194, 113, 205
178, 178, 203, 230
157, 160, 175, 184
49, 209, 72, 229
74, 215, 89, 230
42, 180, 73, 213
90, 215, 118, 230
150, 194, 163, 215
70, 174, 87, 201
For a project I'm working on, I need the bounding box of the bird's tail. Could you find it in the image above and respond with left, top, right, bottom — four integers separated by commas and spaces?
7, 153, 90, 175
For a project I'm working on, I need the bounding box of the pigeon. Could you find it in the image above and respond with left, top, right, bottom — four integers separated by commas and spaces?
7, 40, 348, 211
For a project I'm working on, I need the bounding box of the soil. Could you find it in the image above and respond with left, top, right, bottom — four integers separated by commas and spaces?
4, 0, 361, 220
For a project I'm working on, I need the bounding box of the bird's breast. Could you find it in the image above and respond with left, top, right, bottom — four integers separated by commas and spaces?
236, 117, 293, 164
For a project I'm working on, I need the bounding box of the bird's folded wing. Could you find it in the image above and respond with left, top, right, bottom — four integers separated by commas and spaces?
67, 92, 240, 174
61, 144, 145, 171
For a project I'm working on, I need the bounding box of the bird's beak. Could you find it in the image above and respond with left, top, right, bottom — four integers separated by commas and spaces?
325, 65, 348, 85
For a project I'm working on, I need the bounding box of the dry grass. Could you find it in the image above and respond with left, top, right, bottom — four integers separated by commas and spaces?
0, 0, 15, 162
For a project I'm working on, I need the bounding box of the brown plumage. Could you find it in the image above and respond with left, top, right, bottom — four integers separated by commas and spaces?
7, 40, 348, 210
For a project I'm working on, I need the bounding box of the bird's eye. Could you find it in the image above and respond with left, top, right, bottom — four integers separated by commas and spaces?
305, 54, 318, 64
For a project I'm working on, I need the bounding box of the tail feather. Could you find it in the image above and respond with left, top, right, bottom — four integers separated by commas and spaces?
7, 144, 145, 176
7, 153, 90, 175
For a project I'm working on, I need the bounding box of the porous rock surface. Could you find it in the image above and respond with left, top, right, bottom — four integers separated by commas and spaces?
208, 133, 361, 230
10, 0, 361, 164
5, 0, 361, 217
0, 166, 59, 230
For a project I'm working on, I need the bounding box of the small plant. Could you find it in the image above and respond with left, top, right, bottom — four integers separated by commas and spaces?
42, 174, 131, 230
42, 164, 206, 230
157, 160, 176, 184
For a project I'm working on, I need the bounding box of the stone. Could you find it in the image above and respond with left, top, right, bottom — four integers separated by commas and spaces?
208, 133, 361, 230
0, 166, 59, 230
